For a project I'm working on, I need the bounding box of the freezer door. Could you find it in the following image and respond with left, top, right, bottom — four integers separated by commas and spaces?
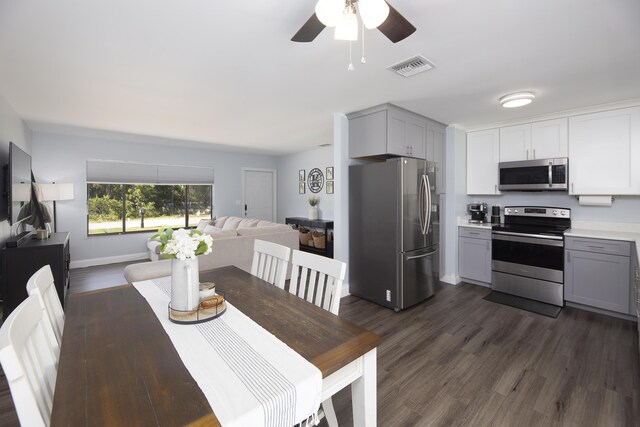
401, 158, 427, 252
399, 245, 439, 309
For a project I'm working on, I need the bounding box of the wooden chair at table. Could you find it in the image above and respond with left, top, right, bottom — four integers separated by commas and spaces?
250, 239, 291, 289
289, 250, 346, 427
27, 265, 65, 350
0, 295, 60, 427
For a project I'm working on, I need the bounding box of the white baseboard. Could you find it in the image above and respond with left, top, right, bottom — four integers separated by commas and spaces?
460, 277, 491, 288
440, 274, 462, 285
340, 282, 350, 298
70, 252, 149, 269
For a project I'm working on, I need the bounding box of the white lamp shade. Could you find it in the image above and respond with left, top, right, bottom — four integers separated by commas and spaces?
334, 7, 358, 40
315, 0, 344, 27
358, 0, 389, 29
38, 183, 75, 201
12, 183, 31, 202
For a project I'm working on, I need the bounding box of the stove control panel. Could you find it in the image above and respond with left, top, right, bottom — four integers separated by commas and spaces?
504, 206, 571, 219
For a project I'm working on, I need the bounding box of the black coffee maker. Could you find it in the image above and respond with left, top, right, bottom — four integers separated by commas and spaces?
468, 203, 488, 223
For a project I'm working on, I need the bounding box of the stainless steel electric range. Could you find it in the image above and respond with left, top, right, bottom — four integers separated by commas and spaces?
491, 206, 571, 307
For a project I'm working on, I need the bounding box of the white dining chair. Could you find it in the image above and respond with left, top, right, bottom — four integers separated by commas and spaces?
27, 265, 65, 348
250, 239, 291, 289
0, 295, 60, 427
289, 250, 346, 427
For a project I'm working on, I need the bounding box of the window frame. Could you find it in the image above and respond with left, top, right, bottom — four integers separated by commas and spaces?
86, 183, 213, 237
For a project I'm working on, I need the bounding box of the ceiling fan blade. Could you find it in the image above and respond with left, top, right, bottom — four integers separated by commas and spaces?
377, 2, 417, 43
292, 13, 326, 42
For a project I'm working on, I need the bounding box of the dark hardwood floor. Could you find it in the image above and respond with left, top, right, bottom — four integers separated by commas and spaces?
331, 283, 640, 426
1, 264, 639, 426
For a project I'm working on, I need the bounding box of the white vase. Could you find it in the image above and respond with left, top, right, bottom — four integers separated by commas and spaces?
170, 257, 200, 311
309, 207, 319, 220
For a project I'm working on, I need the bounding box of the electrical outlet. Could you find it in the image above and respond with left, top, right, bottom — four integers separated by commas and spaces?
386, 290, 391, 301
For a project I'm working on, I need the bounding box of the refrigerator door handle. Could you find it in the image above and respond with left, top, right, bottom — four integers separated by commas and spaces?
406, 248, 439, 260
424, 174, 432, 234
419, 174, 426, 233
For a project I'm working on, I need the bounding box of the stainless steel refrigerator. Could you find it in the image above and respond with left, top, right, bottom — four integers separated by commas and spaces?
349, 158, 439, 311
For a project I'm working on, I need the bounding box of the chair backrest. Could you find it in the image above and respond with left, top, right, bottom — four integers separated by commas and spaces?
251, 239, 291, 289
27, 265, 65, 348
0, 295, 59, 427
289, 250, 346, 315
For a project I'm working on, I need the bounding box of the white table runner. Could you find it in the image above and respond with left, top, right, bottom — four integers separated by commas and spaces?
133, 277, 322, 427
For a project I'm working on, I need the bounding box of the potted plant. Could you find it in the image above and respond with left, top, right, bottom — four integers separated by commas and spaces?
308, 196, 320, 220
151, 227, 213, 312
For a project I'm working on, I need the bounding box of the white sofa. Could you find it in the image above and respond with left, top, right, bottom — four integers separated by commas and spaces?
124, 216, 299, 283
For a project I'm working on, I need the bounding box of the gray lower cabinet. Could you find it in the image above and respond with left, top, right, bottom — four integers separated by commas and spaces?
458, 227, 491, 283
565, 237, 632, 314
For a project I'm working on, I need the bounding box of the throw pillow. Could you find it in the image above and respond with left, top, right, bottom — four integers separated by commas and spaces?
221, 216, 243, 230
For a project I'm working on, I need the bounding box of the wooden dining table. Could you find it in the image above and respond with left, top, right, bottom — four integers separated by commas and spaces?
51, 265, 381, 426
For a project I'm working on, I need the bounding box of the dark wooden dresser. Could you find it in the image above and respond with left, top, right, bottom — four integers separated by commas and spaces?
2, 232, 70, 319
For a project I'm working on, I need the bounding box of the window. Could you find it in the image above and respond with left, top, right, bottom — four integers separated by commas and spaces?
88, 184, 212, 235
86, 160, 214, 236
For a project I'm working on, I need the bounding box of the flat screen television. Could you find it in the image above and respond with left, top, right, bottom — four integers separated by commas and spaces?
8, 142, 33, 225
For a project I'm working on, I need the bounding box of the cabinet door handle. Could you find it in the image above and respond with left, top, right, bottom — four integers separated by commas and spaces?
587, 245, 605, 250
533, 149, 536, 159
486, 241, 490, 251
526, 149, 529, 160
494, 184, 498, 194
566, 251, 570, 263
571, 183, 574, 193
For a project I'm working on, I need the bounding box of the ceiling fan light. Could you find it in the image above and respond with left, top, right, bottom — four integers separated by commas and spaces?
315, 0, 344, 27
499, 92, 536, 108
358, 0, 390, 29
334, 7, 358, 41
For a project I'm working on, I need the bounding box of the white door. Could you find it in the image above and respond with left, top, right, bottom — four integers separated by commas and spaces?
467, 128, 501, 195
499, 124, 531, 161
243, 169, 276, 221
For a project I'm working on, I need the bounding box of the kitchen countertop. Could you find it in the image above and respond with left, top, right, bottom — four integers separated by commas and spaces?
457, 217, 494, 230
565, 226, 640, 270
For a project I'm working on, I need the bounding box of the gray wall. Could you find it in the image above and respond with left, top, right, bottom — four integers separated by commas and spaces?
276, 146, 334, 223
31, 131, 278, 263
0, 94, 32, 245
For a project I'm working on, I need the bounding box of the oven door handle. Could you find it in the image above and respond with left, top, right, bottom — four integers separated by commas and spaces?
492, 231, 564, 247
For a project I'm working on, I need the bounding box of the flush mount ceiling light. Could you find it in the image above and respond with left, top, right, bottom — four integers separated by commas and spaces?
499, 92, 536, 108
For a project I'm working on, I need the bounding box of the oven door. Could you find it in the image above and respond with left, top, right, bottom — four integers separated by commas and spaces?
498, 158, 568, 191
491, 231, 564, 283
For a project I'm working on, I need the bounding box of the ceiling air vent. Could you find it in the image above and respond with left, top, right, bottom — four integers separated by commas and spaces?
387, 55, 435, 77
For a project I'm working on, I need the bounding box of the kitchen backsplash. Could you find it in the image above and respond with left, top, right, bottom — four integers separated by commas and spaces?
470, 193, 640, 224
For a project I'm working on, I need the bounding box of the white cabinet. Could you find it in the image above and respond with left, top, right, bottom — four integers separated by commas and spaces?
426, 120, 446, 194
531, 118, 568, 159
499, 124, 531, 161
467, 129, 501, 195
348, 104, 426, 160
458, 227, 492, 283
499, 119, 567, 162
569, 106, 640, 195
565, 237, 632, 314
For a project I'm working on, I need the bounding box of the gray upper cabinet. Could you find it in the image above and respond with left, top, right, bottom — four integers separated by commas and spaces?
426, 120, 446, 194
348, 103, 429, 160
565, 237, 632, 314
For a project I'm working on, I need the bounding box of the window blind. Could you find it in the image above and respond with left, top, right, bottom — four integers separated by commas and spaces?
86, 160, 214, 185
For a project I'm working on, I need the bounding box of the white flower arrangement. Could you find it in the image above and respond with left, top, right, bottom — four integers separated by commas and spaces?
151, 227, 213, 260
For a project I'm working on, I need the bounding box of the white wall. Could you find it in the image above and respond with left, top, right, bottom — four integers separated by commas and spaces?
276, 146, 334, 223
31, 131, 278, 264
0, 94, 32, 245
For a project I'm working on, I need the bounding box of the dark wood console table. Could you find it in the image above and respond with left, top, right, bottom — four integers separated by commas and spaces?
285, 217, 334, 258
1, 232, 70, 319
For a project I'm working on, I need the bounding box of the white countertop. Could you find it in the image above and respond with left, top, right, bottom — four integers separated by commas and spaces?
457, 217, 494, 230
565, 228, 640, 244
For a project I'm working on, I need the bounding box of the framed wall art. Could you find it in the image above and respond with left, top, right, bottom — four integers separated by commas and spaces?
326, 181, 334, 194
299, 182, 306, 194
326, 166, 334, 180
307, 168, 324, 193
299, 169, 305, 182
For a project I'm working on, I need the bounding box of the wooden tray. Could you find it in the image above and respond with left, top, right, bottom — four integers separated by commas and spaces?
168, 297, 227, 325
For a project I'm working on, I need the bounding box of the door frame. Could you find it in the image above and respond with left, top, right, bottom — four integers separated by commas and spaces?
241, 167, 278, 222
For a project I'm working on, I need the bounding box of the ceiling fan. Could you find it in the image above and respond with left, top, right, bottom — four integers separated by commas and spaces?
292, 0, 416, 44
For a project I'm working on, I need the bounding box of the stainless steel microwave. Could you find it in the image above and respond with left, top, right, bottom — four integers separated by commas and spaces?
498, 158, 568, 191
